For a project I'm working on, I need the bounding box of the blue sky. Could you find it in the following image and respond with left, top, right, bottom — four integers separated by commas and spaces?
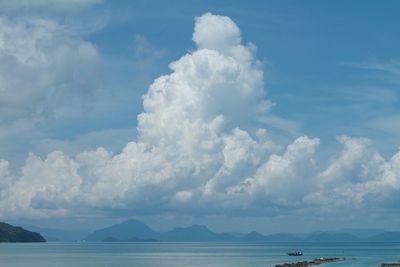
1, 0, 400, 233
46, 0, 400, 157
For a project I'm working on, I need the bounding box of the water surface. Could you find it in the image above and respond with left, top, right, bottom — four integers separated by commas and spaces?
1, 242, 399, 266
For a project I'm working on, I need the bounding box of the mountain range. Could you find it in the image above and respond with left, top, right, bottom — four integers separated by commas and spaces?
82, 219, 400, 243
18, 219, 400, 242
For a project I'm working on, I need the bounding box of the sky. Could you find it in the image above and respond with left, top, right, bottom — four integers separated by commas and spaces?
1, 0, 400, 234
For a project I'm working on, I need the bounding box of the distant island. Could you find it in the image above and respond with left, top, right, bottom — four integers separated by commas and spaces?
81, 219, 400, 243
0, 222, 46, 243
85, 220, 237, 242
17, 219, 400, 243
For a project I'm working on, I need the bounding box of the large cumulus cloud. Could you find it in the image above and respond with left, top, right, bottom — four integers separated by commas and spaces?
1, 13, 400, 220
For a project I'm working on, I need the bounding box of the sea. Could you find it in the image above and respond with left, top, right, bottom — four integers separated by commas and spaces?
0, 242, 399, 267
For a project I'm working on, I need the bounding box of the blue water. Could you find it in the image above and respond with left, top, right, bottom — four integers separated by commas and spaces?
0, 242, 399, 266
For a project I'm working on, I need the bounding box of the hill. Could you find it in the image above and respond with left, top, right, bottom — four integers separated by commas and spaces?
304, 232, 361, 242
240, 231, 268, 241
85, 219, 157, 241
265, 233, 301, 242
0, 222, 46, 242
367, 231, 400, 242
159, 225, 234, 241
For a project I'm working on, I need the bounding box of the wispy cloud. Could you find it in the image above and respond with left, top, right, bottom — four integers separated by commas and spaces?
342, 60, 400, 84
369, 115, 400, 135
0, 0, 103, 14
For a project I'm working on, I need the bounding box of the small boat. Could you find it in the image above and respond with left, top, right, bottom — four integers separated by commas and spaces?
287, 251, 303, 256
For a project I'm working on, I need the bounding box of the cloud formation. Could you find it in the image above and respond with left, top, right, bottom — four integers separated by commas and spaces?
0, 7, 102, 167
1, 13, 400, 221
0, 15, 99, 129
0, 0, 102, 13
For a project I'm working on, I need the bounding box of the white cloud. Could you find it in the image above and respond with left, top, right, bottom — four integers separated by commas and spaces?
0, 160, 14, 199
0, 0, 111, 171
345, 60, 400, 78
193, 12, 241, 52
259, 114, 301, 134
31, 127, 136, 158
0, 16, 99, 125
319, 136, 373, 186
0, 12, 101, 169
0, 7, 102, 174
0, 0, 102, 13
1, 13, 400, 221
249, 136, 320, 205
304, 136, 400, 208
0, 152, 80, 218
370, 115, 400, 135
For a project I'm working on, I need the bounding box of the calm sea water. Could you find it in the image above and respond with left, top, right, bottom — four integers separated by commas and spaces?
1, 242, 399, 267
